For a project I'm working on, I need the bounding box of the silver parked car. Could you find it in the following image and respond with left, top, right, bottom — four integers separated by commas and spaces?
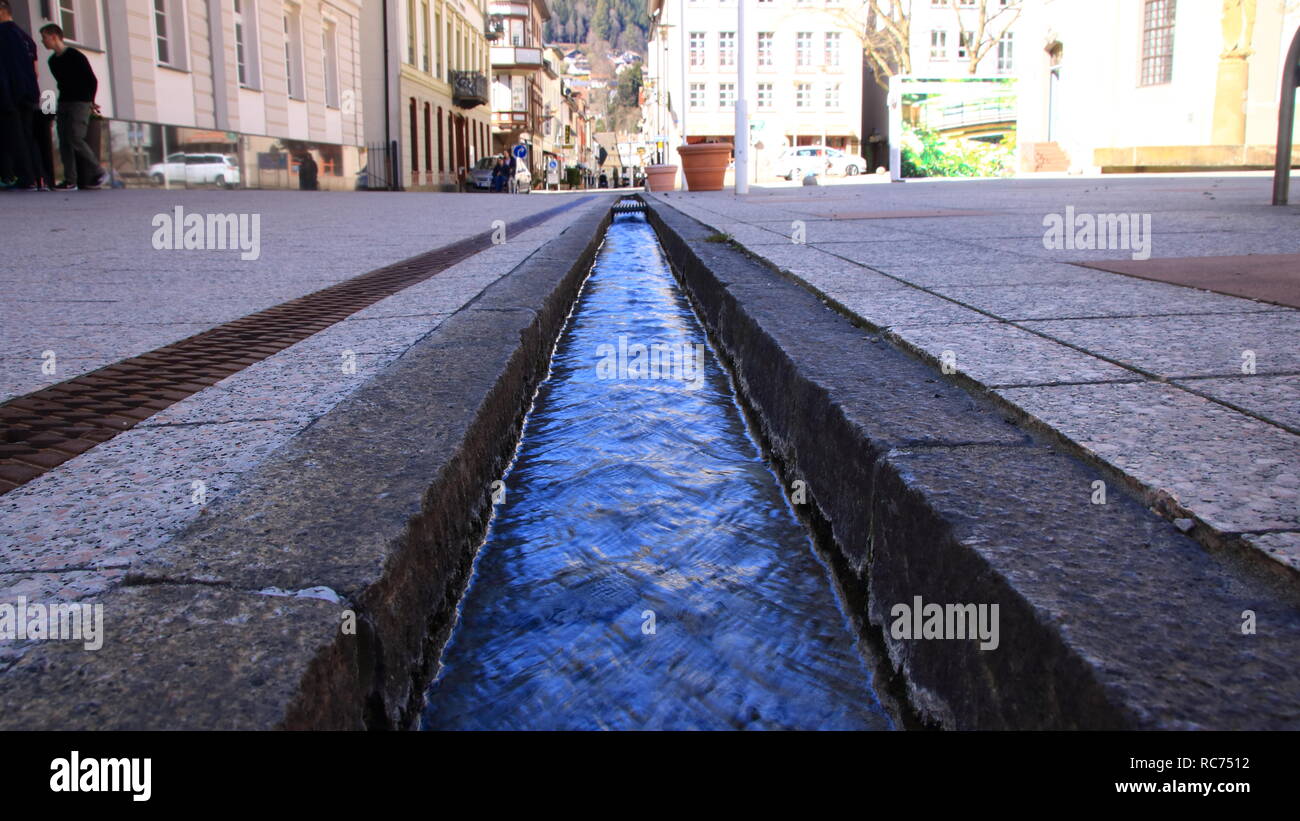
147, 153, 241, 188
775, 145, 869, 180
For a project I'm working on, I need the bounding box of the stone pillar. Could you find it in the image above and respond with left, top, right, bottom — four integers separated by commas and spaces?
1211, 0, 1256, 145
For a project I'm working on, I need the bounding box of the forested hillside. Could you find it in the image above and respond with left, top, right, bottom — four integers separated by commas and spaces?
545, 0, 650, 54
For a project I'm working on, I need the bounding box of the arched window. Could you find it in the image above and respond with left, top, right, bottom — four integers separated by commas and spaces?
409, 98, 419, 172
437, 106, 445, 172
424, 103, 432, 176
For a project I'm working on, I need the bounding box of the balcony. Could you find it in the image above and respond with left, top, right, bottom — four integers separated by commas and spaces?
492, 110, 533, 129
485, 15, 504, 41
451, 71, 489, 108
491, 45, 544, 71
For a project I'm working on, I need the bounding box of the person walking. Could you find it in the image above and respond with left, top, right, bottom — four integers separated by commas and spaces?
298, 152, 318, 190
0, 0, 42, 190
39, 22, 107, 190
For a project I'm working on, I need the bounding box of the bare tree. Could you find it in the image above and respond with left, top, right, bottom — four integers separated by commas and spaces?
818, 1, 913, 92
946, 0, 1023, 74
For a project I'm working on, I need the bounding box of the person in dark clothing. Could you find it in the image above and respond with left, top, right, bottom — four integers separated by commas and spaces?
298, 152, 318, 190
30, 109, 54, 189
0, 0, 43, 189
40, 22, 106, 190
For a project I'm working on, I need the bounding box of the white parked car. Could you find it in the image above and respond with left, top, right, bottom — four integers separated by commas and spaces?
775, 146, 869, 180
148, 153, 241, 188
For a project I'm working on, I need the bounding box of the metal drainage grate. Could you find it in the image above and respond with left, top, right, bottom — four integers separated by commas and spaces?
0, 195, 597, 496
612, 198, 646, 215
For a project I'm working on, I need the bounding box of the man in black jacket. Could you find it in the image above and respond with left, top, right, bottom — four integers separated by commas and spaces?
39, 22, 106, 190
0, 0, 42, 189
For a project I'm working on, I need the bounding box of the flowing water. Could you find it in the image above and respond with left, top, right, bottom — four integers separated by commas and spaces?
419, 211, 892, 730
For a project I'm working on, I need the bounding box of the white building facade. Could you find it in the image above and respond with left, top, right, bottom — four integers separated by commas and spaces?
11, 0, 367, 189
361, 0, 494, 190
647, 0, 865, 181
1015, 0, 1300, 172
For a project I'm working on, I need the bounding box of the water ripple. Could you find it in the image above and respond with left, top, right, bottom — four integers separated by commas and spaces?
420, 214, 891, 730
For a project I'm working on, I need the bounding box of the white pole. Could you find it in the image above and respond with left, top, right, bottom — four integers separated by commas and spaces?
735, 0, 749, 194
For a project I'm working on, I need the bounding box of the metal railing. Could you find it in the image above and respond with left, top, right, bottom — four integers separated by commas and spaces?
451, 71, 489, 108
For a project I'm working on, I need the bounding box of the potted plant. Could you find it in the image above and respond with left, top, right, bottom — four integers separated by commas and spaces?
644, 163, 678, 191
676, 141, 732, 191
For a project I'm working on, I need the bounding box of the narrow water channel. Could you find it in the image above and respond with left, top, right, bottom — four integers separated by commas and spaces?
419, 210, 892, 730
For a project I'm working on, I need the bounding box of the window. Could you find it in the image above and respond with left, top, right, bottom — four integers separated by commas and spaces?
424, 103, 432, 172
757, 82, 773, 109
150, 0, 186, 66
510, 75, 525, 111
410, 98, 419, 172
434, 9, 441, 77
421, 1, 430, 72
796, 32, 813, 67
284, 5, 304, 99
234, 0, 250, 85
153, 0, 169, 64
930, 29, 947, 61
795, 82, 812, 108
689, 82, 706, 110
58, 0, 77, 42
757, 32, 773, 67
719, 31, 736, 67
956, 30, 973, 60
823, 32, 840, 68
719, 82, 735, 110
1140, 0, 1176, 85
997, 31, 1013, 73
689, 31, 706, 67
323, 21, 340, 107
824, 82, 840, 109
406, 0, 416, 64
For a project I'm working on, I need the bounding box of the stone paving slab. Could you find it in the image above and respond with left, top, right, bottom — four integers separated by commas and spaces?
871, 261, 1116, 288
0, 196, 599, 616
931, 279, 1287, 320
1244, 532, 1300, 574
973, 231, 1300, 262
998, 381, 1300, 534
647, 195, 1300, 729
792, 267, 918, 294
831, 288, 998, 329
648, 176, 1300, 576
0, 190, 576, 403
742, 220, 927, 244
889, 322, 1139, 387
1020, 311, 1300, 378
1172, 375, 1300, 433
796, 238, 1031, 269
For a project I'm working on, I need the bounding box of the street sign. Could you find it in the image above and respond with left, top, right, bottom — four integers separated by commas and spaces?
547, 157, 559, 170
512, 144, 528, 159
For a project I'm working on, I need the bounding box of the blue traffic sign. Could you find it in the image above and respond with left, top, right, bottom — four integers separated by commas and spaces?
512, 145, 528, 159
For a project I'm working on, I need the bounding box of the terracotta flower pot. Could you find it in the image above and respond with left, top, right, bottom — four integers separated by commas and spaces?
645, 164, 678, 192
676, 142, 732, 191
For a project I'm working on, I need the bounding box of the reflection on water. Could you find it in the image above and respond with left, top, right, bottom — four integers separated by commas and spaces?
419, 213, 891, 730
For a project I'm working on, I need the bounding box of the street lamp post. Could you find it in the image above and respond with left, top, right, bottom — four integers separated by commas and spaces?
735, 0, 749, 194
